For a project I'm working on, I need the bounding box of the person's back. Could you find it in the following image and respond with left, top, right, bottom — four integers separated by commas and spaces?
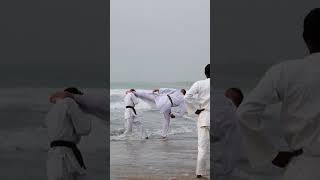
194, 78, 210, 110
154, 88, 185, 112
185, 78, 210, 127
239, 55, 320, 155
238, 51, 320, 180
169, 90, 185, 106
237, 8, 320, 180
46, 98, 83, 143
124, 92, 137, 107
275, 56, 320, 149
124, 92, 138, 120
46, 97, 91, 180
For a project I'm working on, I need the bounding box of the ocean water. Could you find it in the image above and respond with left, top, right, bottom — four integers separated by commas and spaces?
0, 87, 108, 179
110, 82, 206, 179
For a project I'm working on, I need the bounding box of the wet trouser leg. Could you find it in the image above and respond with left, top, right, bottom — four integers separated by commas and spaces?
123, 116, 134, 135
161, 109, 171, 137
133, 120, 148, 138
197, 126, 210, 176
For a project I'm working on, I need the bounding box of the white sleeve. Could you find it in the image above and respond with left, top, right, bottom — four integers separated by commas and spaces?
237, 63, 284, 167
66, 98, 92, 136
159, 88, 177, 94
184, 82, 199, 115
74, 94, 109, 121
131, 93, 139, 105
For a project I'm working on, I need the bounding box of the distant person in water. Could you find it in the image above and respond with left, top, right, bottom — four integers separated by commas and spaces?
212, 88, 244, 180
46, 87, 91, 180
130, 88, 187, 138
121, 89, 148, 139
238, 8, 320, 180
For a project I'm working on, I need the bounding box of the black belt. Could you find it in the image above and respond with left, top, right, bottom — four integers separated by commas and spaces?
126, 106, 137, 115
291, 149, 303, 157
195, 109, 205, 115
167, 95, 174, 107
50, 140, 86, 169
272, 149, 303, 168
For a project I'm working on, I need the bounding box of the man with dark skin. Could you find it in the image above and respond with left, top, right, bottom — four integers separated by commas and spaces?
238, 8, 320, 180
225, 88, 244, 108
212, 88, 244, 180
184, 64, 210, 178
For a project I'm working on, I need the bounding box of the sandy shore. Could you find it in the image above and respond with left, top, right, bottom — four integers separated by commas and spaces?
111, 133, 210, 180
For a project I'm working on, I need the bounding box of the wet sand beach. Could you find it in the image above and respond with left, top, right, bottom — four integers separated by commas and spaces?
111, 133, 210, 180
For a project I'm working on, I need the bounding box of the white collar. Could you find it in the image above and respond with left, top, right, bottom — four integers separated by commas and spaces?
306, 52, 320, 60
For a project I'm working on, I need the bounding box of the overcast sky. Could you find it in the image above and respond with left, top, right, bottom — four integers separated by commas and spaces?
0, 0, 107, 87
211, 0, 320, 90
110, 0, 210, 82
212, 0, 320, 68
0, 0, 107, 64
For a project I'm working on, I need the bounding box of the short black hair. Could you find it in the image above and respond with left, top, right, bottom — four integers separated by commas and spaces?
303, 8, 320, 46
226, 88, 244, 107
205, 64, 210, 78
181, 89, 186, 95
64, 87, 83, 95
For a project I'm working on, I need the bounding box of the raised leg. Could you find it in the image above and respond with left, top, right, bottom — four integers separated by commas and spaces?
133, 90, 156, 104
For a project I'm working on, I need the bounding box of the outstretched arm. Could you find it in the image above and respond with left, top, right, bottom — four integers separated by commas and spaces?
159, 88, 177, 95
50, 92, 109, 121
74, 94, 109, 121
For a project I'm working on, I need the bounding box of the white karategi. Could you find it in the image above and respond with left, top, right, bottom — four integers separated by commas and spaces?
238, 53, 320, 180
212, 91, 242, 180
184, 78, 210, 176
45, 98, 92, 180
133, 88, 185, 137
74, 93, 109, 121
123, 92, 148, 138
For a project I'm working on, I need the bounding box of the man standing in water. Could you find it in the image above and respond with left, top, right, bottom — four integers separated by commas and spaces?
46, 87, 91, 180
184, 64, 210, 178
238, 8, 320, 180
131, 88, 186, 138
121, 89, 148, 139
212, 88, 244, 180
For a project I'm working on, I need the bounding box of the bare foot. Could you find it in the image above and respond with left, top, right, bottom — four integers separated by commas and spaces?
160, 136, 168, 141
196, 175, 202, 178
